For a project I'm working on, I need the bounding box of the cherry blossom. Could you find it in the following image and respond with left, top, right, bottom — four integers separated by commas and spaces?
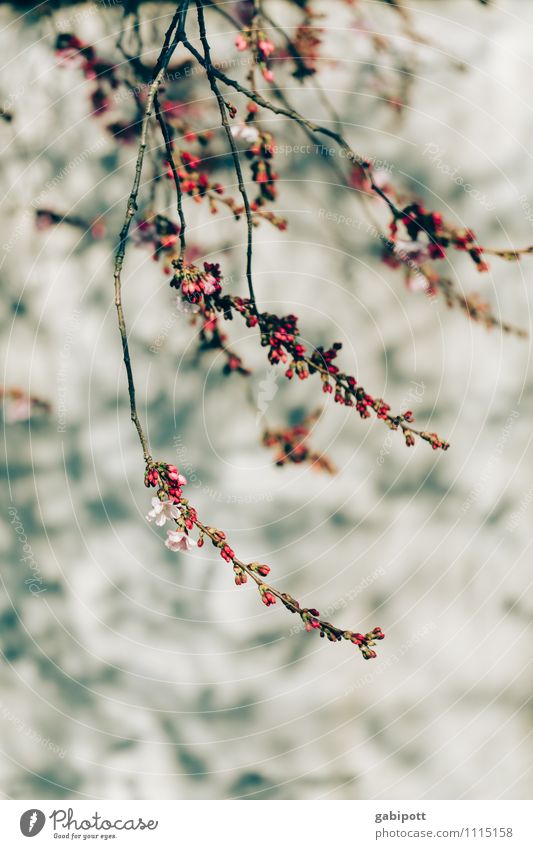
165, 529, 197, 552
146, 497, 181, 527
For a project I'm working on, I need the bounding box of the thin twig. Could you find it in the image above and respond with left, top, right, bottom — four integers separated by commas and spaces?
154, 95, 187, 259
195, 0, 259, 313
113, 1, 190, 462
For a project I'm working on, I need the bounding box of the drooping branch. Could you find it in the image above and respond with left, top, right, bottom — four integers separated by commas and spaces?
112, 1, 191, 463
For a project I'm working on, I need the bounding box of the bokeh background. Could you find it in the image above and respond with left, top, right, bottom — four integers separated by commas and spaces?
1, 0, 532, 800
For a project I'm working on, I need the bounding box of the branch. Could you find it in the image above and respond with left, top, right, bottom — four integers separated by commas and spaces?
112, 1, 190, 462
195, 0, 258, 313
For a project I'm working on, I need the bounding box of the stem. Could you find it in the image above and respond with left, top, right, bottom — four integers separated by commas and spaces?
154, 95, 187, 259
113, 1, 190, 462
194, 0, 258, 313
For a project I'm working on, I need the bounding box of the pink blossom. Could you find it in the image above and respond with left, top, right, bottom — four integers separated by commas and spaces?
258, 39, 275, 58
165, 529, 197, 552
146, 497, 181, 527
3, 397, 33, 423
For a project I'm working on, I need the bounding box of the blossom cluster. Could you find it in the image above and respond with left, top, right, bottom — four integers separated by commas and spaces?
144, 461, 187, 504
170, 261, 223, 303
389, 203, 489, 273
235, 26, 276, 82
213, 294, 449, 451
246, 129, 279, 206
54, 33, 135, 141
262, 409, 336, 473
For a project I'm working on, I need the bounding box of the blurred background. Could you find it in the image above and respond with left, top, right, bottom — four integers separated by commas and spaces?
1, 0, 532, 800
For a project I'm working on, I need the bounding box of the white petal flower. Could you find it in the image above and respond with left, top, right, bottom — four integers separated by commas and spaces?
165, 530, 197, 552
146, 497, 181, 527
230, 123, 260, 144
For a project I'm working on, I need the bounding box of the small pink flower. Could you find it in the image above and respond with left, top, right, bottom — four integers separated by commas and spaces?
165, 529, 197, 552
258, 39, 275, 57
3, 397, 33, 423
202, 273, 219, 296
146, 497, 181, 527
262, 68, 274, 83
235, 34, 247, 51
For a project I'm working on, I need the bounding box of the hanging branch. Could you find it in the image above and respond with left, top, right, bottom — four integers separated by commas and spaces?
109, 0, 387, 660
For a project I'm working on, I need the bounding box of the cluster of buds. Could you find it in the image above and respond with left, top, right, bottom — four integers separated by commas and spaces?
35, 208, 105, 240
232, 560, 271, 586
55, 33, 119, 105
171, 261, 223, 304
390, 203, 490, 272
295, 611, 385, 660
301, 608, 321, 631
350, 627, 385, 660
259, 312, 305, 367
160, 100, 213, 147
54, 33, 134, 142
165, 141, 286, 229
349, 162, 393, 197
134, 215, 180, 265
205, 528, 235, 562
259, 584, 277, 606
144, 461, 187, 504
167, 150, 224, 203
246, 131, 279, 205
233, 565, 248, 586
1, 387, 51, 423
235, 27, 276, 82
206, 294, 449, 451
249, 562, 271, 579
289, 11, 324, 79
197, 307, 251, 376
262, 409, 336, 473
